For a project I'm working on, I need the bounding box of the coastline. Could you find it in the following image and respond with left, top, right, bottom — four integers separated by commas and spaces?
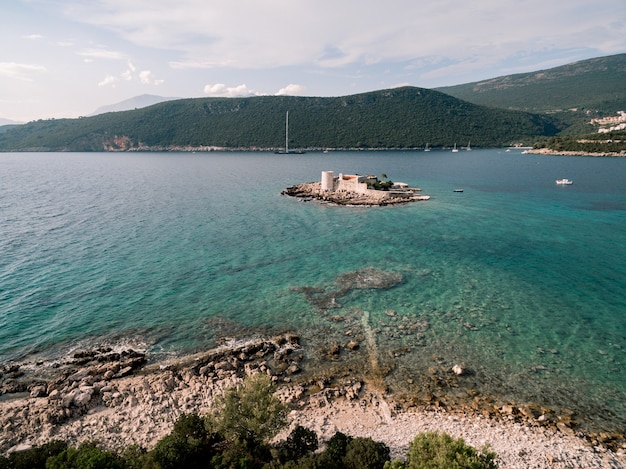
1, 335, 624, 468
523, 148, 626, 157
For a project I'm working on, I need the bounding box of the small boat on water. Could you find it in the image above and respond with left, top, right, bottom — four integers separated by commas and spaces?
556, 178, 573, 185
452, 143, 459, 153
424, 143, 431, 152
453, 189, 464, 192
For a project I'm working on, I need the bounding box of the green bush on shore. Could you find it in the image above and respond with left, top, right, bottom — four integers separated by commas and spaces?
403, 431, 498, 469
206, 373, 289, 445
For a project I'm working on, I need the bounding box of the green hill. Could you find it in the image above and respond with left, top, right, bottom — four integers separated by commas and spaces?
436, 53, 626, 132
533, 129, 626, 155
0, 87, 560, 152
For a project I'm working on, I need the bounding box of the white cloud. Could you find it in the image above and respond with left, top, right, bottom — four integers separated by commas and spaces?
78, 48, 129, 61
23, 34, 44, 40
62, 0, 626, 76
98, 75, 118, 87
169, 58, 236, 69
203, 83, 260, 97
0, 62, 46, 81
276, 84, 306, 96
202, 83, 307, 98
96, 61, 163, 87
139, 70, 164, 85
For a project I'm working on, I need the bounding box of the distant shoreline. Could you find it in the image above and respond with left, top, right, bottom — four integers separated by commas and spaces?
9, 146, 626, 155
523, 148, 626, 157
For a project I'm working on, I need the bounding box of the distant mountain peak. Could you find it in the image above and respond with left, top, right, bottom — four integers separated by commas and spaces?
90, 94, 180, 116
0, 118, 24, 126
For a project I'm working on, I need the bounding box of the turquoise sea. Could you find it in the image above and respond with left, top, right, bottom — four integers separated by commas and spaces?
1, 149, 625, 433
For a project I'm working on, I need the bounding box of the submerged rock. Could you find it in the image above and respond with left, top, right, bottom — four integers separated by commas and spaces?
347, 340, 360, 350
293, 267, 403, 311
452, 364, 465, 376
290, 286, 342, 310
334, 267, 403, 290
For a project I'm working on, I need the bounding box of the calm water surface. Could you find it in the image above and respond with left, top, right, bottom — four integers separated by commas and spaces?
1, 149, 624, 432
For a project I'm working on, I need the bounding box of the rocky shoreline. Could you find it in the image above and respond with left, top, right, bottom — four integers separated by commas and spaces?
523, 148, 626, 157
1, 334, 624, 468
282, 182, 430, 206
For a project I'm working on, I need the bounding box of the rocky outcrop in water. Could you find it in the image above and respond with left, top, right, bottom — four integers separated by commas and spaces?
0, 348, 146, 398
282, 182, 430, 206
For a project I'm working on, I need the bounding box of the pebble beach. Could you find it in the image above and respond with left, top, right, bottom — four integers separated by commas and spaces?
1, 336, 624, 469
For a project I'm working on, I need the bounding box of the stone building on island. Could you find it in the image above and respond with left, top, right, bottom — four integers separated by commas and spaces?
321, 171, 418, 196
321, 171, 372, 193
282, 171, 430, 206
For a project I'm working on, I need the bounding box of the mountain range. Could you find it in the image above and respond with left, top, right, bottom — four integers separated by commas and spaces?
0, 53, 624, 152
436, 53, 626, 114
88, 94, 180, 116
0, 118, 24, 126
0, 87, 559, 151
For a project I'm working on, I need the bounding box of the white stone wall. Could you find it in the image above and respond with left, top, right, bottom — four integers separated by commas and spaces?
336, 175, 369, 194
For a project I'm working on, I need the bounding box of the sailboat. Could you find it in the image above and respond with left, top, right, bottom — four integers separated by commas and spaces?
424, 143, 431, 152
465, 140, 472, 151
275, 111, 305, 154
451, 143, 459, 153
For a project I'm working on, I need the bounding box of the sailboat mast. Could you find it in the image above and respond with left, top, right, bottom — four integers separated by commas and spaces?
285, 111, 289, 154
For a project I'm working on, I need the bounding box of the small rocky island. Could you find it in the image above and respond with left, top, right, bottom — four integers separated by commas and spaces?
282, 171, 430, 206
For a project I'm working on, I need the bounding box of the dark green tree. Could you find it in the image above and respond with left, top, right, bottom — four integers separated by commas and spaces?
210, 437, 271, 469
311, 431, 352, 469
4, 440, 67, 469
279, 454, 319, 469
145, 413, 219, 469
276, 425, 318, 463
45, 441, 123, 469
119, 445, 147, 469
343, 437, 390, 469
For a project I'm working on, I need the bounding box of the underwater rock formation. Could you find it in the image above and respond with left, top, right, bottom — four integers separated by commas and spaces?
292, 267, 403, 310
334, 267, 403, 290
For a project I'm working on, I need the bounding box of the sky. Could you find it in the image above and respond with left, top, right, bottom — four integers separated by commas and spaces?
1, 0, 625, 123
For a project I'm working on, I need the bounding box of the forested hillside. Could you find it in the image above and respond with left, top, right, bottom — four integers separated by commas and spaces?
437, 54, 626, 115
532, 130, 626, 155
0, 87, 560, 152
